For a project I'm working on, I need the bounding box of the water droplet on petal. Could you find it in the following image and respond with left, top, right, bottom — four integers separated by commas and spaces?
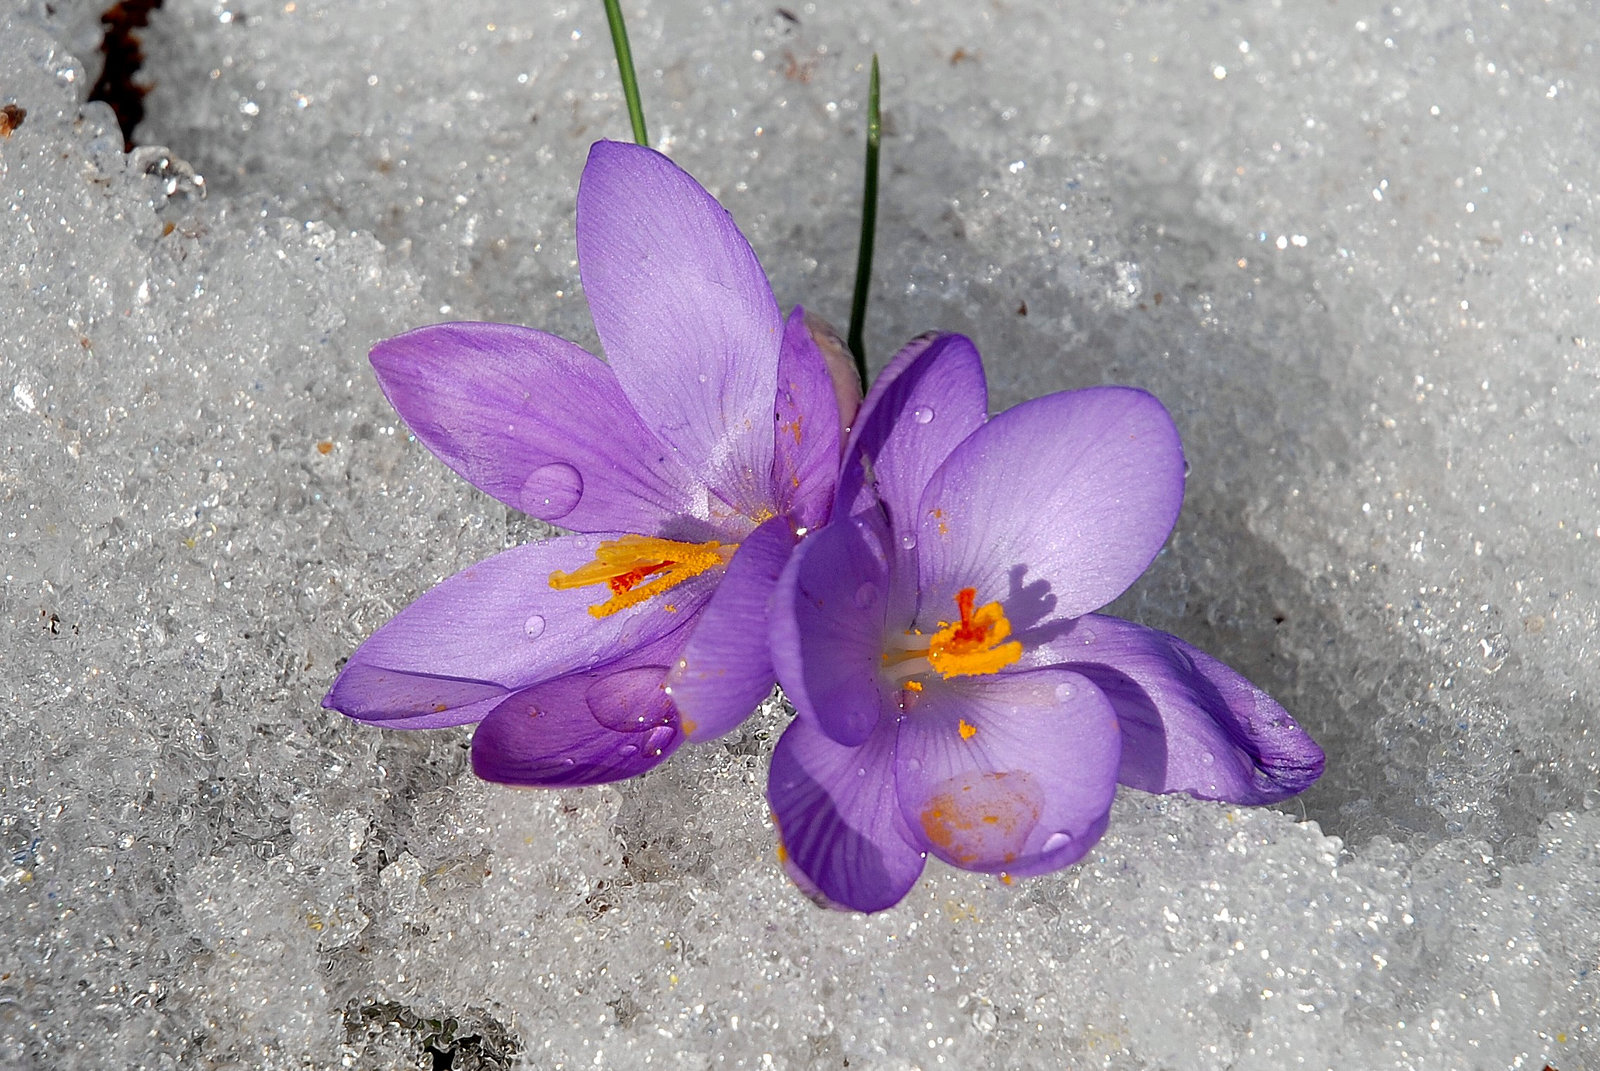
1054, 681, 1076, 701
1200, 751, 1216, 766
904, 758, 922, 772
1077, 626, 1097, 645
697, 373, 709, 384
619, 744, 639, 758
1042, 831, 1075, 853
523, 614, 546, 639
519, 462, 584, 520
912, 405, 935, 424
853, 581, 877, 608
562, 758, 576, 767
898, 531, 918, 550
856, 767, 867, 777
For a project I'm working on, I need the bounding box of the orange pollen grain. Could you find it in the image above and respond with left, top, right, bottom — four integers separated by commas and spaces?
958, 717, 977, 740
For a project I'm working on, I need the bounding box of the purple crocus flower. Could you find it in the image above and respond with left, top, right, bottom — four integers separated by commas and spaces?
767, 334, 1324, 912
324, 140, 855, 786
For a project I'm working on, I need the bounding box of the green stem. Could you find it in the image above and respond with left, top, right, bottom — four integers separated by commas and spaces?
846, 55, 880, 387
602, 0, 649, 146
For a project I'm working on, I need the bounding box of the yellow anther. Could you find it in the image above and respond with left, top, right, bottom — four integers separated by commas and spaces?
925, 588, 1022, 679
880, 589, 1021, 686
549, 534, 735, 618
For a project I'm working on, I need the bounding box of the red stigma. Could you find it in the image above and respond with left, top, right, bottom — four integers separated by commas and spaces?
608, 560, 673, 594
950, 587, 985, 644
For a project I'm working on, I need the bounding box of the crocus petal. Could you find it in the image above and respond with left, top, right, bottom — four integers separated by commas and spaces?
665, 516, 796, 741
370, 322, 711, 537
835, 333, 988, 541
471, 654, 683, 787
322, 534, 712, 726
1039, 614, 1325, 803
802, 310, 864, 443
770, 509, 895, 748
321, 666, 511, 730
772, 307, 844, 532
915, 386, 1185, 626
894, 668, 1120, 878
576, 141, 781, 520
767, 713, 925, 913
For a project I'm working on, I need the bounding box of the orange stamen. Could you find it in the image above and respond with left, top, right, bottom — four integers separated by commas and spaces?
549, 534, 736, 618
880, 588, 1023, 685
926, 587, 1023, 679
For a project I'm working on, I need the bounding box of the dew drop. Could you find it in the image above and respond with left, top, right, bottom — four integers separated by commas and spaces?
697, 373, 709, 383
1199, 751, 1216, 767
523, 614, 546, 639
856, 766, 867, 777
519, 461, 584, 520
1042, 831, 1075, 853
1054, 681, 1076, 701
912, 405, 935, 424
898, 531, 918, 550
853, 581, 878, 608
618, 744, 639, 758
904, 758, 922, 772
1076, 626, 1097, 645
561, 758, 576, 767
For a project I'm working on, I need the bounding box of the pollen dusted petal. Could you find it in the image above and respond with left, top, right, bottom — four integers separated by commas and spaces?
772, 307, 849, 532
894, 667, 1121, 878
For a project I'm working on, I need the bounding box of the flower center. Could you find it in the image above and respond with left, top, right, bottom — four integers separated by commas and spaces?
882, 587, 1023, 682
548, 534, 736, 619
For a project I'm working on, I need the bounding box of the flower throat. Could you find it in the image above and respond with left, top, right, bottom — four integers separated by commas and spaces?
882, 587, 1023, 683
